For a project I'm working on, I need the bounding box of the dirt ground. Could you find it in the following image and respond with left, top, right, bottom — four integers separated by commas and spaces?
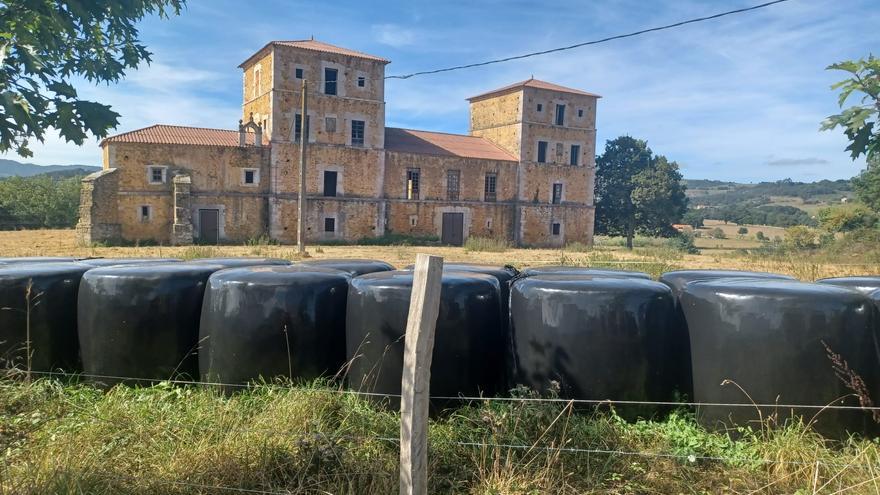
1, 229, 877, 281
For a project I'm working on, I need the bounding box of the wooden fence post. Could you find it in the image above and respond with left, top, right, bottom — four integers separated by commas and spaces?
400, 254, 443, 495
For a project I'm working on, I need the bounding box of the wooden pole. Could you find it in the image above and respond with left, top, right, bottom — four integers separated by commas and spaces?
297, 79, 308, 255
400, 253, 443, 495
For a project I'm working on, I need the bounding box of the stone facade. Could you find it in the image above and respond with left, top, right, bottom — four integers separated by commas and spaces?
78, 39, 599, 247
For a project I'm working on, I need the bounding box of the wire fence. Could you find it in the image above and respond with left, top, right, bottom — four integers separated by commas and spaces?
3, 367, 879, 494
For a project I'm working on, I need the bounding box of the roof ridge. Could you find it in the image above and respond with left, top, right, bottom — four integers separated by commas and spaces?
388, 126, 484, 139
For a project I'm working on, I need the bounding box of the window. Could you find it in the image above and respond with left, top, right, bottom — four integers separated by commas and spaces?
570, 145, 580, 166
484, 173, 497, 202
552, 183, 563, 204
148, 166, 166, 184
323, 170, 338, 197
577, 108, 584, 118
139, 205, 151, 222
536, 103, 543, 112
555, 104, 565, 126
447, 170, 460, 201
357, 75, 366, 87
324, 217, 336, 232
295, 67, 303, 79
551, 222, 561, 236
294, 114, 310, 142
351, 120, 365, 147
406, 168, 420, 200
252, 65, 261, 98
537, 141, 548, 163
324, 67, 338, 95
325, 116, 337, 133
242, 168, 259, 186
409, 215, 418, 227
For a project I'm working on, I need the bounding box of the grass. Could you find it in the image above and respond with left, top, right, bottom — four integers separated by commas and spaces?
2, 379, 878, 494
464, 236, 511, 253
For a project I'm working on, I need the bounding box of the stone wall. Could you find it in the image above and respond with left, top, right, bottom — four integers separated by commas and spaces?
520, 204, 594, 247
75, 168, 122, 245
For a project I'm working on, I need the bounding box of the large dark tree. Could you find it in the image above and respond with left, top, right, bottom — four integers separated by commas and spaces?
594, 136, 688, 248
0, 0, 185, 157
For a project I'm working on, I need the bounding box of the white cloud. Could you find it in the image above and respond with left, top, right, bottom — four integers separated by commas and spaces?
372, 24, 416, 48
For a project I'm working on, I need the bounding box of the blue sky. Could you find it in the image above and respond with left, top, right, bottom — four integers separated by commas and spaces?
13, 0, 879, 181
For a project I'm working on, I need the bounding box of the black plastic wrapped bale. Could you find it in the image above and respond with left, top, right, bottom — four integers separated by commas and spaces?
0, 257, 77, 264
77, 263, 224, 386
297, 258, 394, 276
659, 269, 797, 401
77, 258, 182, 267
680, 278, 880, 437
817, 276, 880, 295
0, 262, 92, 372
509, 275, 679, 416
191, 257, 292, 269
199, 266, 350, 388
660, 270, 796, 300
520, 265, 651, 279
346, 270, 504, 407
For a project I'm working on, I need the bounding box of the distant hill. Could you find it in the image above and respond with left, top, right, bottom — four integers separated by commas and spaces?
683, 178, 853, 214
0, 158, 99, 178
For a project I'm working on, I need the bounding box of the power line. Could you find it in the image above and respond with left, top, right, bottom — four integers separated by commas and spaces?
386, 0, 792, 80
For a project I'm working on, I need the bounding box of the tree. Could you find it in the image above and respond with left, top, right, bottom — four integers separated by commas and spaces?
682, 209, 705, 229
821, 55, 880, 162
594, 137, 688, 248
737, 226, 748, 237
784, 226, 820, 250
710, 227, 726, 239
755, 231, 767, 241
817, 204, 877, 232
852, 155, 880, 212
0, 0, 185, 157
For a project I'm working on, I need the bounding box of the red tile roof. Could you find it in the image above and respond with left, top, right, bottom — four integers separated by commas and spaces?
239, 39, 390, 68
101, 124, 265, 147
385, 127, 517, 161
467, 78, 601, 101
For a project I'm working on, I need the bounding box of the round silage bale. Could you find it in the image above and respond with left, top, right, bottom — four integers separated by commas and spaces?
346, 270, 504, 406
190, 257, 291, 269
0, 262, 92, 372
817, 276, 880, 295
509, 275, 679, 413
680, 278, 880, 437
77, 262, 224, 386
77, 258, 182, 267
520, 265, 651, 279
0, 257, 77, 264
199, 265, 350, 388
297, 258, 394, 276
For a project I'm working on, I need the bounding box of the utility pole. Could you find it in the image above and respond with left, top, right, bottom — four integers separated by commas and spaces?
297, 79, 308, 254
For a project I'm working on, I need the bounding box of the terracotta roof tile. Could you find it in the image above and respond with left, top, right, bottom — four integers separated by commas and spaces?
101, 124, 265, 147
385, 127, 517, 161
467, 78, 601, 101
240, 39, 390, 67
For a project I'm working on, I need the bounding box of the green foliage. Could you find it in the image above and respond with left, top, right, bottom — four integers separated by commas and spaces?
666, 232, 699, 254
784, 226, 821, 250
595, 137, 688, 248
821, 55, 880, 161
852, 155, 880, 212
817, 204, 877, 232
737, 227, 748, 236
687, 204, 816, 228
464, 236, 510, 252
755, 231, 768, 241
0, 174, 81, 228
0, 0, 185, 157
686, 178, 852, 207
710, 227, 726, 239
681, 209, 704, 228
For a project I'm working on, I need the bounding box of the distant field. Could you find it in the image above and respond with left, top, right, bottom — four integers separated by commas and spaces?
2, 228, 877, 280
695, 219, 787, 250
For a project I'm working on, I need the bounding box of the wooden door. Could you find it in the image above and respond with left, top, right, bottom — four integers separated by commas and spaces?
198, 209, 219, 244
441, 212, 464, 246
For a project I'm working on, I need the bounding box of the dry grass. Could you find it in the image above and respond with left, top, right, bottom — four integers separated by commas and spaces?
2, 229, 878, 280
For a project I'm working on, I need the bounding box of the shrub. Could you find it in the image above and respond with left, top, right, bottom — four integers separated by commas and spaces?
737, 227, 748, 236
783, 226, 820, 250
710, 227, 726, 239
464, 236, 510, 252
666, 232, 700, 254
755, 231, 767, 241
